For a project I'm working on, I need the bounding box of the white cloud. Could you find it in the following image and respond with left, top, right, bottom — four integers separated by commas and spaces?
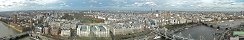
0, 0, 26, 8
0, 0, 244, 11
29, 0, 60, 5
0, 0, 61, 8
161, 0, 244, 9
0, 0, 63, 11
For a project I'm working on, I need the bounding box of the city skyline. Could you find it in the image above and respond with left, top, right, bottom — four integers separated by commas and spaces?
0, 0, 244, 11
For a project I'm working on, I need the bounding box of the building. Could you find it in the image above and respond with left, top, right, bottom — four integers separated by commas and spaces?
170, 19, 179, 24
230, 36, 239, 40
186, 19, 192, 23
230, 31, 244, 40
60, 29, 71, 37
70, 23, 76, 29
148, 20, 157, 27
61, 23, 71, 30
92, 25, 110, 37
42, 27, 49, 35
49, 22, 61, 27
110, 23, 145, 35
12, 15, 17, 23
50, 27, 60, 36
77, 25, 90, 37
179, 19, 187, 24
34, 26, 43, 34
77, 24, 110, 37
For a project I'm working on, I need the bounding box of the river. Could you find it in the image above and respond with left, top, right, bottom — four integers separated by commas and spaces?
0, 22, 19, 37
175, 25, 225, 40
174, 19, 244, 40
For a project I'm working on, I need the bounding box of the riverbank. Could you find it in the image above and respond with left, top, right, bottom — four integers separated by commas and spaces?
0, 21, 22, 32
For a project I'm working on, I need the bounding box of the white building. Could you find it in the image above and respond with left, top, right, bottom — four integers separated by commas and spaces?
179, 19, 187, 24
60, 29, 71, 37
77, 25, 90, 37
110, 23, 145, 35
186, 20, 193, 23
170, 19, 179, 24
77, 24, 110, 37
92, 25, 110, 37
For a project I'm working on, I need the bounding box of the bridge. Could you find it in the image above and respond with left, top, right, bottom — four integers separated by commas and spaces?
200, 21, 237, 30
159, 29, 194, 40
0, 31, 31, 40
152, 27, 194, 40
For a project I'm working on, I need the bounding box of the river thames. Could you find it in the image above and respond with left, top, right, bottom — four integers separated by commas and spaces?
0, 22, 19, 38
175, 25, 225, 40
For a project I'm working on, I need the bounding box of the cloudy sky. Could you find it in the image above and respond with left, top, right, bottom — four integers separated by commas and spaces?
0, 0, 244, 11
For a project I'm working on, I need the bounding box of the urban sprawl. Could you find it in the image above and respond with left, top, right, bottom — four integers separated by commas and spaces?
0, 10, 244, 40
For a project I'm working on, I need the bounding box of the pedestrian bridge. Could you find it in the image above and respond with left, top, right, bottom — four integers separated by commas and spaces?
0, 31, 31, 40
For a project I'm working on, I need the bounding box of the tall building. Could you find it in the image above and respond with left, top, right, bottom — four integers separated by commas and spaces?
12, 15, 17, 23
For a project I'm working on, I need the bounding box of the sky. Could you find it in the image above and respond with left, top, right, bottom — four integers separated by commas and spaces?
0, 0, 244, 11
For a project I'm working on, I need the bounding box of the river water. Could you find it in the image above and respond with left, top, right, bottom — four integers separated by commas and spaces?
175, 25, 225, 40
174, 19, 244, 40
0, 22, 19, 37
